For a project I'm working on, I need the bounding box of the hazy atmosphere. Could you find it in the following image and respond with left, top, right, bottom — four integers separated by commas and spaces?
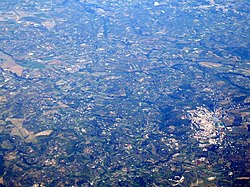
0, 0, 249, 186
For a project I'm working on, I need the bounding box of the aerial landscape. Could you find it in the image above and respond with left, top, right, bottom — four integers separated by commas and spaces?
0, 0, 249, 186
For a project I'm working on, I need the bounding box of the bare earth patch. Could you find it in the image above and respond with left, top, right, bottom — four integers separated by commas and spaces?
199, 61, 222, 68
0, 51, 23, 76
